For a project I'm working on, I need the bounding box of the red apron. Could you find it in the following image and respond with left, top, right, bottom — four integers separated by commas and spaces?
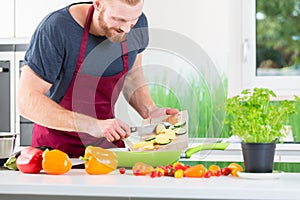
32, 5, 126, 157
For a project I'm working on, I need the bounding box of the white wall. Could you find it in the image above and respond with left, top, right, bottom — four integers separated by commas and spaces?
143, 0, 242, 96
115, 0, 243, 124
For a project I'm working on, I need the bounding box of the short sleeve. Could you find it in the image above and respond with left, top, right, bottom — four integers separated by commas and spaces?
132, 13, 149, 54
24, 13, 65, 84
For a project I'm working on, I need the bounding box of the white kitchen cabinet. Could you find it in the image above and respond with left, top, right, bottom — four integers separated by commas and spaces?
0, 0, 14, 38
15, 0, 87, 38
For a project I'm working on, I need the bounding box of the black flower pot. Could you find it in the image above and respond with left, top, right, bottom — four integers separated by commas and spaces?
241, 142, 276, 173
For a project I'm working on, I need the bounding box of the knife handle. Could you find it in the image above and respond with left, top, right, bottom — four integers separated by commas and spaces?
185, 143, 230, 158
130, 127, 137, 133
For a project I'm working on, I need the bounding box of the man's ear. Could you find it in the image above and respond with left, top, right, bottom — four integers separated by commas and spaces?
93, 0, 103, 11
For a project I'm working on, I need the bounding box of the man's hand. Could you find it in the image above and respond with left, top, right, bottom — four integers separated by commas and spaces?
149, 107, 179, 118
93, 119, 131, 142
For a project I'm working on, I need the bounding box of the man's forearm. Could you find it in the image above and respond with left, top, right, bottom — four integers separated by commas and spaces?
17, 88, 99, 135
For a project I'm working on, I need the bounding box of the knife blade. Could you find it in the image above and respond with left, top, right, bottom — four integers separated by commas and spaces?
130, 124, 157, 136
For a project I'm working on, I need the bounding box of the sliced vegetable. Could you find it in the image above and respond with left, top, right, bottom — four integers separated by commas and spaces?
155, 134, 171, 145
133, 140, 154, 149
174, 120, 186, 128
174, 127, 187, 135
155, 123, 166, 134
145, 136, 156, 142
81, 146, 118, 175
164, 129, 176, 140
132, 162, 154, 176
42, 149, 72, 175
16, 146, 43, 174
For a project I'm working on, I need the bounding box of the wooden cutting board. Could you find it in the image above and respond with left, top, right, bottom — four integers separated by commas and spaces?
131, 110, 189, 152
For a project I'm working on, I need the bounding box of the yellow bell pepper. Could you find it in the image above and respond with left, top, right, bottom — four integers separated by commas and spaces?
80, 146, 118, 175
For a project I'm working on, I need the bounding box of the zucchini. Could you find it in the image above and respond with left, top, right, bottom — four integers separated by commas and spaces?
145, 136, 156, 142
174, 127, 187, 135
174, 120, 186, 128
155, 134, 171, 145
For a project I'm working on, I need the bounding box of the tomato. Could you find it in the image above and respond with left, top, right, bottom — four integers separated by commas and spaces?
119, 167, 126, 174
221, 167, 231, 176
203, 170, 213, 178
228, 163, 243, 177
174, 169, 184, 178
231, 169, 239, 177
208, 165, 221, 176
149, 170, 157, 178
173, 162, 187, 171
214, 170, 222, 177
132, 162, 154, 176
155, 167, 165, 176
133, 169, 141, 176
165, 167, 176, 177
156, 171, 163, 177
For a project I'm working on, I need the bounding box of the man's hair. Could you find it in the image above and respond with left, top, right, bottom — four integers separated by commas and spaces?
124, 0, 142, 5
104, 0, 142, 6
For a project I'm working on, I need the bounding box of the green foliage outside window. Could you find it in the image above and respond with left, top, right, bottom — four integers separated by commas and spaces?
256, 0, 300, 70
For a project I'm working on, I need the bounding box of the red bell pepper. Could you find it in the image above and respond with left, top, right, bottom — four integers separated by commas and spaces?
16, 146, 43, 174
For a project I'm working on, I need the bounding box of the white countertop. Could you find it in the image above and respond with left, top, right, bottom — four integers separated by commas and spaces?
0, 169, 299, 200
181, 142, 300, 163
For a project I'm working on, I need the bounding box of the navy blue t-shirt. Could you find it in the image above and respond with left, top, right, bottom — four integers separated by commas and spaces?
24, 2, 149, 103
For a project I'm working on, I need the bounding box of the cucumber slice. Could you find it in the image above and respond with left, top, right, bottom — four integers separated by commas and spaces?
174, 120, 186, 128
155, 134, 171, 145
155, 140, 171, 145
174, 127, 187, 135
145, 136, 156, 142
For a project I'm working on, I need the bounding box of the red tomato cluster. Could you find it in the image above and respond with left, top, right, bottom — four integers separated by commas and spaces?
125, 162, 243, 179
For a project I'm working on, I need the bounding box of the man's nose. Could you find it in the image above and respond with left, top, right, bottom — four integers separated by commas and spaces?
119, 22, 133, 33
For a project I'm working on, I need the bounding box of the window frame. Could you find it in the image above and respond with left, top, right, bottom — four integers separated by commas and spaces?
242, 0, 300, 97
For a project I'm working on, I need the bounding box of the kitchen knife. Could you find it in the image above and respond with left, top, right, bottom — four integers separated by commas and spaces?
130, 124, 157, 136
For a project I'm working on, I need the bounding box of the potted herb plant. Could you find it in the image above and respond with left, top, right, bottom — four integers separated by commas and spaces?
225, 88, 299, 173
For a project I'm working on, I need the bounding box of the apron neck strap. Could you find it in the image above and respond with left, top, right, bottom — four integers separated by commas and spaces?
76, 5, 129, 73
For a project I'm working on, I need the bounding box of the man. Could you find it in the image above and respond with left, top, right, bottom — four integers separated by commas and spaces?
17, 0, 178, 157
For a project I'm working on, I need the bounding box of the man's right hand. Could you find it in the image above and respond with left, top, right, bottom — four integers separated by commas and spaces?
93, 118, 131, 142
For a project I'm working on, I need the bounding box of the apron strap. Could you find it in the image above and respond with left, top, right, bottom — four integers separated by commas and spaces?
76, 5, 94, 73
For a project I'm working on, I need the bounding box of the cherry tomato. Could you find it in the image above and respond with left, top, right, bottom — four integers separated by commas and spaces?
133, 169, 141, 176
173, 162, 186, 171
165, 167, 176, 177
228, 163, 243, 177
119, 167, 126, 174
203, 170, 213, 178
156, 171, 163, 177
231, 169, 239, 177
149, 170, 157, 178
214, 170, 222, 177
132, 162, 154, 176
174, 169, 184, 178
155, 167, 165, 176
221, 167, 231, 176
208, 165, 221, 176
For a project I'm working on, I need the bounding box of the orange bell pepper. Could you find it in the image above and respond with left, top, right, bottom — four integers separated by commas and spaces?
42, 149, 72, 175
184, 164, 206, 178
80, 146, 118, 175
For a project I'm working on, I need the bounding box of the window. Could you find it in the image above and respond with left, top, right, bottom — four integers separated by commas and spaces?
242, 0, 300, 96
